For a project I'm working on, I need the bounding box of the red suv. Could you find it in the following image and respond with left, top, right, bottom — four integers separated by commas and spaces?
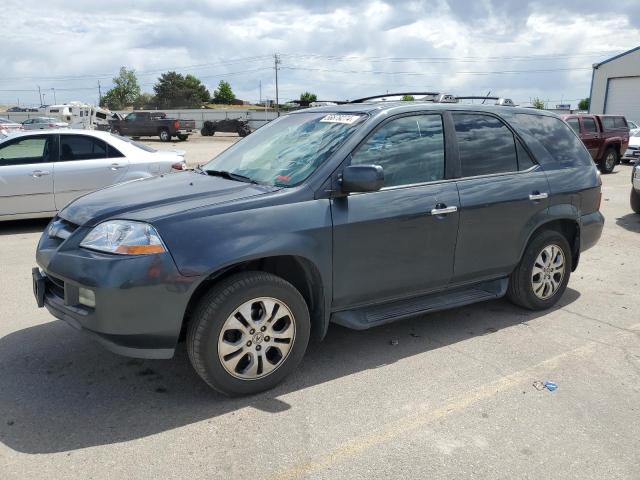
562, 114, 629, 173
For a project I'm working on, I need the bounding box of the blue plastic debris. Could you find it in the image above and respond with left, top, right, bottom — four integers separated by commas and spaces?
544, 381, 557, 392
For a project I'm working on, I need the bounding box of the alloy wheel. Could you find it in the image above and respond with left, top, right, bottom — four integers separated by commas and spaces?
217, 297, 296, 380
531, 244, 565, 300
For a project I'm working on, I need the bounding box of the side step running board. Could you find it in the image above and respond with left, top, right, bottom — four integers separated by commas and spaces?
331, 278, 508, 330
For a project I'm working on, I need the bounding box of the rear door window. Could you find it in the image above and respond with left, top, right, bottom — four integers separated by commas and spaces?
601, 117, 616, 129
351, 114, 445, 187
452, 113, 517, 177
613, 117, 628, 129
582, 117, 597, 133
59, 135, 107, 161
510, 114, 593, 167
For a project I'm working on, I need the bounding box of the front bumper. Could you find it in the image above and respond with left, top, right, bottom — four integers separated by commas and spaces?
34, 223, 198, 358
623, 147, 640, 159
177, 129, 194, 135
579, 211, 605, 253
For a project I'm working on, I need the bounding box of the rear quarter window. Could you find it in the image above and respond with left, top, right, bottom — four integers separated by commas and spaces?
509, 114, 592, 168
601, 117, 616, 129
613, 117, 628, 129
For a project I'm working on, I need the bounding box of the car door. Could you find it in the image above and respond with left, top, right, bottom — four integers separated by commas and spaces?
331, 113, 460, 309
22, 119, 34, 130
580, 116, 600, 159
0, 134, 56, 216
53, 134, 129, 209
450, 112, 550, 284
121, 113, 136, 136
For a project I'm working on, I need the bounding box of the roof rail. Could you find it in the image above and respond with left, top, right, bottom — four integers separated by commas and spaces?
349, 92, 440, 103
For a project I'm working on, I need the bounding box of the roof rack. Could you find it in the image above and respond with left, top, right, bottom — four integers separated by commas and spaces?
349, 92, 440, 103
348, 92, 516, 106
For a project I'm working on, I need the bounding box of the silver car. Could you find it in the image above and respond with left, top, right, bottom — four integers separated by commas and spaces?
22, 117, 69, 130
0, 130, 186, 221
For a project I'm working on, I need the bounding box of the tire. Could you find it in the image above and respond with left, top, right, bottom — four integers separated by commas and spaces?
111, 128, 121, 136
631, 188, 640, 214
187, 271, 310, 396
507, 230, 572, 310
159, 128, 171, 142
600, 147, 618, 174
177, 134, 188, 141
621, 158, 630, 164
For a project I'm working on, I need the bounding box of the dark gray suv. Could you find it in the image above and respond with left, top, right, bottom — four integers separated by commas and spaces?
33, 99, 604, 395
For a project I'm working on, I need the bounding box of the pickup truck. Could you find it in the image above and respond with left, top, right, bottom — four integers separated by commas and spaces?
110, 112, 197, 142
562, 114, 629, 173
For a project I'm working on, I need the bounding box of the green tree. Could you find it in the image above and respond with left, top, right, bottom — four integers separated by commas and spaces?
531, 97, 545, 109
100, 67, 141, 110
300, 91, 318, 103
402, 95, 415, 101
212, 80, 235, 104
153, 71, 210, 108
578, 98, 590, 111
133, 92, 156, 109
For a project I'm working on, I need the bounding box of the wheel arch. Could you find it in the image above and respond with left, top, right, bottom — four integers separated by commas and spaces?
521, 217, 581, 272
181, 255, 327, 344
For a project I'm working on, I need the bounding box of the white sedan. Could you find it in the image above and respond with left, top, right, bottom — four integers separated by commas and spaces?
0, 129, 186, 221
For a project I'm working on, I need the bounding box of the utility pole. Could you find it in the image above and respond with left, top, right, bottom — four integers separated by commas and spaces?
37, 85, 42, 106
274, 53, 281, 117
52, 88, 57, 104
259, 80, 262, 105
98, 80, 102, 105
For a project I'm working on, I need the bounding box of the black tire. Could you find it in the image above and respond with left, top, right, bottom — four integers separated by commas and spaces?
631, 188, 640, 214
159, 128, 171, 142
177, 134, 188, 141
507, 230, 572, 310
621, 158, 630, 164
238, 127, 251, 137
600, 147, 618, 174
187, 271, 310, 396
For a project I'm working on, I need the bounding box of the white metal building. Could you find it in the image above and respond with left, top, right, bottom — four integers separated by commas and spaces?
589, 46, 640, 121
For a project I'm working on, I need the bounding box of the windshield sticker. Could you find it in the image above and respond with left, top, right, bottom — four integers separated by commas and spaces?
319, 114, 361, 125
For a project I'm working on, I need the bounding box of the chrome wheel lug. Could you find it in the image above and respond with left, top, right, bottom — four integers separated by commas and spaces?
249, 329, 255, 335
260, 326, 266, 332
255, 345, 262, 351
264, 336, 270, 342
246, 341, 252, 347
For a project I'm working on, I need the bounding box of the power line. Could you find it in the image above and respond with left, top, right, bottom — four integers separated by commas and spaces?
280, 65, 591, 76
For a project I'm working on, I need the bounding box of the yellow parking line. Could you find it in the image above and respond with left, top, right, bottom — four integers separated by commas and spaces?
272, 323, 639, 480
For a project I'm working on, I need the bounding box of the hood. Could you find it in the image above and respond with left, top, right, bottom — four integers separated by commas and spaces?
629, 134, 640, 147
59, 171, 277, 226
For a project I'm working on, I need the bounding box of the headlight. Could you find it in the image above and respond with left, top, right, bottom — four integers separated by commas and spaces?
80, 220, 166, 255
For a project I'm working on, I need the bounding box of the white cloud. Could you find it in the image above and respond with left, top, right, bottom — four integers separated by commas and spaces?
1, 0, 639, 108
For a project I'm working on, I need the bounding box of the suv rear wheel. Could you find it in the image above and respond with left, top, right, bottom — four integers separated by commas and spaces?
507, 230, 572, 310
187, 271, 310, 396
600, 147, 618, 174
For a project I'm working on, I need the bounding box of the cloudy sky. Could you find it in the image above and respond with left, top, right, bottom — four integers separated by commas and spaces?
2, 0, 640, 109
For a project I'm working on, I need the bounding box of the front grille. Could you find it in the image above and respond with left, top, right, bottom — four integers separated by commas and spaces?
48, 217, 79, 242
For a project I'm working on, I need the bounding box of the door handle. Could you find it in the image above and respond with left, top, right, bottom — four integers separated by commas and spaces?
430, 205, 458, 215
529, 192, 548, 201
30, 170, 51, 178
109, 163, 125, 170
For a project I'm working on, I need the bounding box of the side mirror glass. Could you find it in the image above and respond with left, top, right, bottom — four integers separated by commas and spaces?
341, 164, 384, 193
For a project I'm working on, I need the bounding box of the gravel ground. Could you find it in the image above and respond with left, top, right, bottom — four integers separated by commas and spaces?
0, 161, 638, 480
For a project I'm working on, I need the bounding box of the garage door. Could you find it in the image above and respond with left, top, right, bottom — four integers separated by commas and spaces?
605, 76, 640, 121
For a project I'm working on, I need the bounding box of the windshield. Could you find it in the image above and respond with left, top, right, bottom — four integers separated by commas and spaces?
203, 112, 366, 187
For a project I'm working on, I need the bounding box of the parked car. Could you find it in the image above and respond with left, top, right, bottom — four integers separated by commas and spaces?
631, 163, 640, 214
622, 131, 640, 163
33, 99, 603, 396
22, 117, 69, 130
627, 120, 639, 135
109, 112, 197, 142
201, 118, 251, 137
0, 130, 186, 221
0, 117, 24, 136
562, 114, 629, 173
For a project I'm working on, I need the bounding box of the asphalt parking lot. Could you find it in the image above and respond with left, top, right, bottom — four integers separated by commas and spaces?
1, 159, 639, 479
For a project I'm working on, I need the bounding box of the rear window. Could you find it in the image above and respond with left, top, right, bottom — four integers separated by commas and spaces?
510, 114, 592, 167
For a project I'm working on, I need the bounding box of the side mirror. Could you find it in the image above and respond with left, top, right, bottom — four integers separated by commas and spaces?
341, 164, 384, 193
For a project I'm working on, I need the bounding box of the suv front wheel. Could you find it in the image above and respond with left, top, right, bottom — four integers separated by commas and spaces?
600, 147, 618, 174
507, 230, 572, 310
187, 271, 310, 396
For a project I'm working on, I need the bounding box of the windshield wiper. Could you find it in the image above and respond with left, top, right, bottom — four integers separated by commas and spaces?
199, 168, 258, 184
